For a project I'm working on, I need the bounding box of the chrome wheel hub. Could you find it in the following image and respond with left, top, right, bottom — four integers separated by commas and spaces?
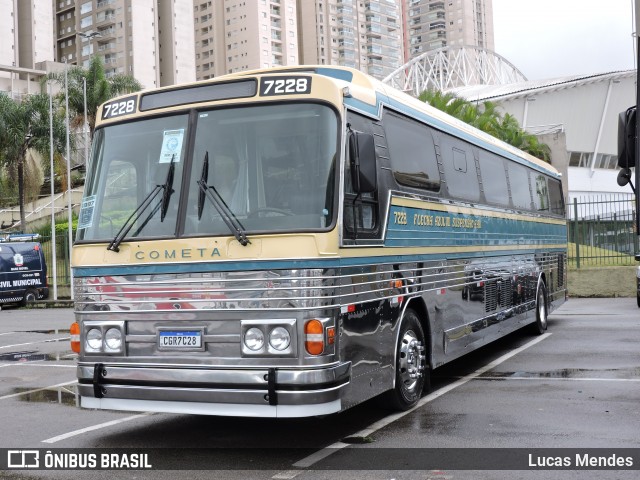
399, 330, 426, 392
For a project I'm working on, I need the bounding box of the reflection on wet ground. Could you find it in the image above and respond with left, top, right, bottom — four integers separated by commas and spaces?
479, 367, 640, 379
15, 385, 78, 407
0, 350, 76, 362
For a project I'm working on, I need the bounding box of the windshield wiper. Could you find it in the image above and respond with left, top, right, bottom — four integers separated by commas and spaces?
197, 151, 250, 246
107, 155, 176, 252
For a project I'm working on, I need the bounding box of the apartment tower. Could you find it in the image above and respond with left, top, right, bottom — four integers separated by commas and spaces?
1, 0, 54, 73
403, 0, 494, 60
55, 0, 195, 88
194, 0, 299, 80
297, 0, 402, 80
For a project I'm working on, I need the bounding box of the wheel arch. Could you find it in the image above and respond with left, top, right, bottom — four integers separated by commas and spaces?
404, 296, 432, 365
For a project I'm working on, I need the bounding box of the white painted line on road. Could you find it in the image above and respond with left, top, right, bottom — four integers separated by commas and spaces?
0, 332, 17, 337
0, 337, 70, 350
0, 380, 77, 401
281, 333, 551, 475
42, 413, 153, 444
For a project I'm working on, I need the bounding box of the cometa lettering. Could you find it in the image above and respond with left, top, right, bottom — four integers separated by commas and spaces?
135, 248, 221, 261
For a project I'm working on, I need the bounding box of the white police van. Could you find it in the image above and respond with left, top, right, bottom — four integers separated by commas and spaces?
0, 239, 49, 309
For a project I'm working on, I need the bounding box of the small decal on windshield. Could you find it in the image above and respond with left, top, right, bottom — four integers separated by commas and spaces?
159, 129, 185, 163
78, 195, 96, 230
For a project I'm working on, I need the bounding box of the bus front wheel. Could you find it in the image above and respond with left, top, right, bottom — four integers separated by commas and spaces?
382, 309, 428, 411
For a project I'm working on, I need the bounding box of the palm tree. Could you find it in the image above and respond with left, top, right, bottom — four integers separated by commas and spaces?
46, 56, 142, 139
0, 93, 67, 229
419, 89, 551, 163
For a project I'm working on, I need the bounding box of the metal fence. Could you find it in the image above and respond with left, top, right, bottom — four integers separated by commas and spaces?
567, 193, 638, 268
38, 232, 73, 299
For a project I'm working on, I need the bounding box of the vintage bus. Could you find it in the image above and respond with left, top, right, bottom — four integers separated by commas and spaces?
70, 66, 567, 417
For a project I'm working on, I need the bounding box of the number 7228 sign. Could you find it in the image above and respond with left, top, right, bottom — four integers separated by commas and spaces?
259, 76, 312, 96
101, 95, 138, 120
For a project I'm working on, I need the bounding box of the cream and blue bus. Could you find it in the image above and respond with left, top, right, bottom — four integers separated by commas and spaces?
70, 66, 567, 417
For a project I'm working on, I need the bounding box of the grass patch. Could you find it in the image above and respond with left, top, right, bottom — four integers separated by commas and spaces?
568, 242, 636, 268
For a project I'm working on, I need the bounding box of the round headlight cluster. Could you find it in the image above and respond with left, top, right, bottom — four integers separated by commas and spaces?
243, 326, 291, 353
85, 327, 123, 353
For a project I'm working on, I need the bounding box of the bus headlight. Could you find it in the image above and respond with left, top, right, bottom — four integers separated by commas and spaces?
104, 328, 123, 352
269, 327, 290, 351
244, 328, 264, 351
82, 321, 125, 355
86, 328, 103, 352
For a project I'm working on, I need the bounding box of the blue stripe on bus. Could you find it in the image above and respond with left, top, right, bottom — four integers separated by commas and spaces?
73, 247, 566, 277
385, 205, 567, 248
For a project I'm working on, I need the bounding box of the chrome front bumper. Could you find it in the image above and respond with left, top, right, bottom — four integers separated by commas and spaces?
77, 362, 351, 418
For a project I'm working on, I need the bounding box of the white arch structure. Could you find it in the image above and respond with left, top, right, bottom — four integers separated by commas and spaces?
382, 45, 527, 96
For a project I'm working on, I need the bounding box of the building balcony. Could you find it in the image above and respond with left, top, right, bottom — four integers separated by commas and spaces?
96, 13, 116, 26
97, 27, 116, 39
56, 0, 74, 14
97, 0, 116, 9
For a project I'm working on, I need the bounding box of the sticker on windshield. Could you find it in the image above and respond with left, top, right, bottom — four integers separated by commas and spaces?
77, 195, 96, 230
159, 129, 185, 163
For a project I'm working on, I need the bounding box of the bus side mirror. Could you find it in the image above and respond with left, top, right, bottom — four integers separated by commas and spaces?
617, 106, 636, 168
348, 131, 377, 194
617, 167, 632, 187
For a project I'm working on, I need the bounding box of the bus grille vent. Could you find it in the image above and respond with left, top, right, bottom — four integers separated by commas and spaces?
484, 281, 498, 312
500, 278, 512, 308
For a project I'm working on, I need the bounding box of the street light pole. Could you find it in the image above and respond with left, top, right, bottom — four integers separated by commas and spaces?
64, 59, 74, 301
48, 80, 58, 300
83, 77, 89, 168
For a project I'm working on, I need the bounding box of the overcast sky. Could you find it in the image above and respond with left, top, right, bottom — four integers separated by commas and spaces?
492, 0, 636, 80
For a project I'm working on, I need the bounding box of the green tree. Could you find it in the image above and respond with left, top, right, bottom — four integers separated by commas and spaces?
0, 93, 67, 229
418, 89, 551, 163
45, 56, 142, 139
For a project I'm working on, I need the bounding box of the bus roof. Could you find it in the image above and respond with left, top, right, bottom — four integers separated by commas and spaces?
101, 65, 560, 178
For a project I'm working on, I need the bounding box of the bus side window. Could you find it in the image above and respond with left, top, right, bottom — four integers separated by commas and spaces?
478, 150, 509, 208
439, 134, 480, 203
384, 111, 440, 192
506, 162, 533, 211
532, 173, 550, 212
548, 178, 565, 216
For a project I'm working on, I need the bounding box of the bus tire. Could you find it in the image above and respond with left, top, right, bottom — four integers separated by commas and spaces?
382, 309, 428, 411
22, 289, 38, 306
530, 282, 548, 335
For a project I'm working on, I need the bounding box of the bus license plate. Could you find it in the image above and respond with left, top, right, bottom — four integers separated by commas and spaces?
158, 331, 202, 349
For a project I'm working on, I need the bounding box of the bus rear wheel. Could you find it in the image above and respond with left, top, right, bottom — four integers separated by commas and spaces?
382, 309, 428, 411
530, 282, 548, 335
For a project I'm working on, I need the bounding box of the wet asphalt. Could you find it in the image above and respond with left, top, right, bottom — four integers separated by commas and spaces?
0, 298, 638, 480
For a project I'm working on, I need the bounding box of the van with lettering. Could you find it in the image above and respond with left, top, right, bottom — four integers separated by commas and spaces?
0, 242, 49, 308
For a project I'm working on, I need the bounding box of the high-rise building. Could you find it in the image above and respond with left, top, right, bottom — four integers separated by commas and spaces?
0, 0, 54, 73
54, 0, 195, 88
194, 0, 299, 80
297, 0, 402, 80
403, 0, 494, 60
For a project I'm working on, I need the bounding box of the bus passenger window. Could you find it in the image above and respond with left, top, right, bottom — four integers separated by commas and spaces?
507, 163, 533, 210
532, 173, 550, 212
548, 178, 565, 215
478, 151, 509, 207
439, 136, 479, 202
384, 112, 440, 192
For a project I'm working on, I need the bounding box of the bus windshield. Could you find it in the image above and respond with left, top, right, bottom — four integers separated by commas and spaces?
77, 103, 338, 243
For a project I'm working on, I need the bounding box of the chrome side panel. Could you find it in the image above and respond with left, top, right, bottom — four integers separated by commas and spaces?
73, 249, 566, 415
